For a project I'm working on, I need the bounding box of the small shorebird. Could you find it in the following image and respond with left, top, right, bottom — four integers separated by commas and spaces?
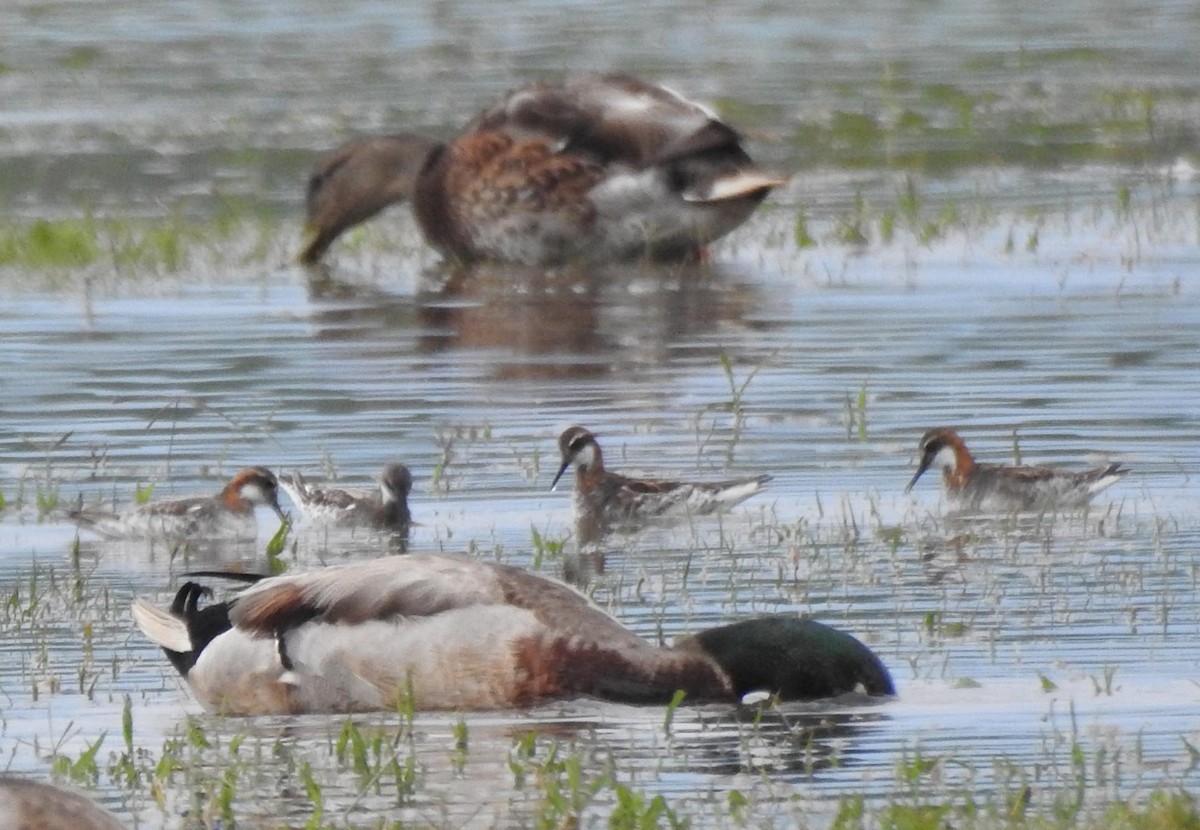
131, 554, 893, 715
551, 425, 772, 526
0, 775, 126, 830
300, 73, 785, 266
905, 427, 1128, 512
279, 463, 412, 531
71, 466, 286, 542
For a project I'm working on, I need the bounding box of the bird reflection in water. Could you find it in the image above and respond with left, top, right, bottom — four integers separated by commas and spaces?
300, 258, 767, 384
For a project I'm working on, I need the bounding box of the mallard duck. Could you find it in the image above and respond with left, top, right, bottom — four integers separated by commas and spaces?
0, 775, 125, 830
132, 554, 893, 715
301, 73, 785, 266
279, 463, 412, 531
551, 425, 772, 525
71, 466, 287, 542
905, 427, 1129, 512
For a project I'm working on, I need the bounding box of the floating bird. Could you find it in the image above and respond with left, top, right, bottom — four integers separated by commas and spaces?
300, 73, 785, 266
905, 427, 1128, 512
131, 554, 893, 715
72, 466, 286, 542
279, 463, 412, 531
551, 425, 772, 526
0, 775, 126, 830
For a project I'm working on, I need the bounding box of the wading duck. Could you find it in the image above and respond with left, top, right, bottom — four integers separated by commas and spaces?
551, 425, 772, 526
71, 466, 286, 542
0, 775, 126, 830
905, 427, 1128, 512
300, 73, 785, 266
131, 554, 893, 715
279, 463, 412, 531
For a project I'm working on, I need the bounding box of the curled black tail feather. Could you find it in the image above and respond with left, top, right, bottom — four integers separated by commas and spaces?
161, 581, 234, 677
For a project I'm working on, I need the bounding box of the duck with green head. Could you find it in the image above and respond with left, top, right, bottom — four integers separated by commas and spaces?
133, 554, 893, 715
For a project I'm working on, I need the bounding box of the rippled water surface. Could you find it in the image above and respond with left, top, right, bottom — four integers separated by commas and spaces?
2, 1, 1200, 827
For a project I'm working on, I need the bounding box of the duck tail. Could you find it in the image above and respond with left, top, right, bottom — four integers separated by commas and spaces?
685, 170, 789, 203
131, 599, 193, 654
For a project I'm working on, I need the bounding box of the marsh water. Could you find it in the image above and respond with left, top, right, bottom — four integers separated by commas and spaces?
2, 1, 1200, 827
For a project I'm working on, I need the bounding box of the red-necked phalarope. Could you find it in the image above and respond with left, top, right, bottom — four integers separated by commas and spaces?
905, 427, 1129, 512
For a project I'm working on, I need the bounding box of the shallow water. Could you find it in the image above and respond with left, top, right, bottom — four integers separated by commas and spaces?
2, 1, 1200, 827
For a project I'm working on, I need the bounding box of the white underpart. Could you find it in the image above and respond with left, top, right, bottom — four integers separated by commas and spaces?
693, 478, 768, 510
85, 500, 258, 541
618, 476, 768, 520
188, 605, 548, 713
589, 168, 731, 254
1087, 472, 1124, 495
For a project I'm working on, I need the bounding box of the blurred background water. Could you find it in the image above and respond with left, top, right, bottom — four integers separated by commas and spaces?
1, 1, 1199, 826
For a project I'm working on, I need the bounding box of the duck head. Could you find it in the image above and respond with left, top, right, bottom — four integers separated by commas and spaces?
678, 615, 894, 701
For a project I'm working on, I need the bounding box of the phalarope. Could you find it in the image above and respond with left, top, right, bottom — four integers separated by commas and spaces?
72, 466, 286, 542
279, 463, 412, 531
905, 427, 1128, 512
551, 425, 772, 526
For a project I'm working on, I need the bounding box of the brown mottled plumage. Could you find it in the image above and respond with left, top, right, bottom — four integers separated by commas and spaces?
132, 554, 892, 715
905, 427, 1128, 512
301, 73, 785, 266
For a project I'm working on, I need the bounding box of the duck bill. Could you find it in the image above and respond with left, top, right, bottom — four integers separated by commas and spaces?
904, 455, 933, 494
550, 460, 572, 491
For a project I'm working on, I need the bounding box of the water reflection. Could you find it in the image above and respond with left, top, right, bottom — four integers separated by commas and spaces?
302, 259, 770, 382
668, 704, 892, 777
145, 699, 890, 828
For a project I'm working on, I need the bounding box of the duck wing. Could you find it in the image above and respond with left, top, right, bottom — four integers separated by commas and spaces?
228, 554, 619, 642
474, 73, 760, 171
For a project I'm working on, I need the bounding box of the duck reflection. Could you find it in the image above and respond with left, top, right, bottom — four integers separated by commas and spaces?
165, 699, 886, 827
301, 258, 767, 383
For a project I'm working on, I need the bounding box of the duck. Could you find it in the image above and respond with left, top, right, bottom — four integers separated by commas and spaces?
551, 425, 772, 526
131, 554, 894, 715
278, 463, 412, 531
300, 73, 786, 266
905, 427, 1129, 512
71, 466, 287, 542
0, 775, 126, 830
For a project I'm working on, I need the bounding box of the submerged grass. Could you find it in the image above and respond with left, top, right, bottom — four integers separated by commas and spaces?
0, 499, 1193, 828
0, 204, 283, 287
33, 698, 1200, 829
0, 418, 1190, 829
